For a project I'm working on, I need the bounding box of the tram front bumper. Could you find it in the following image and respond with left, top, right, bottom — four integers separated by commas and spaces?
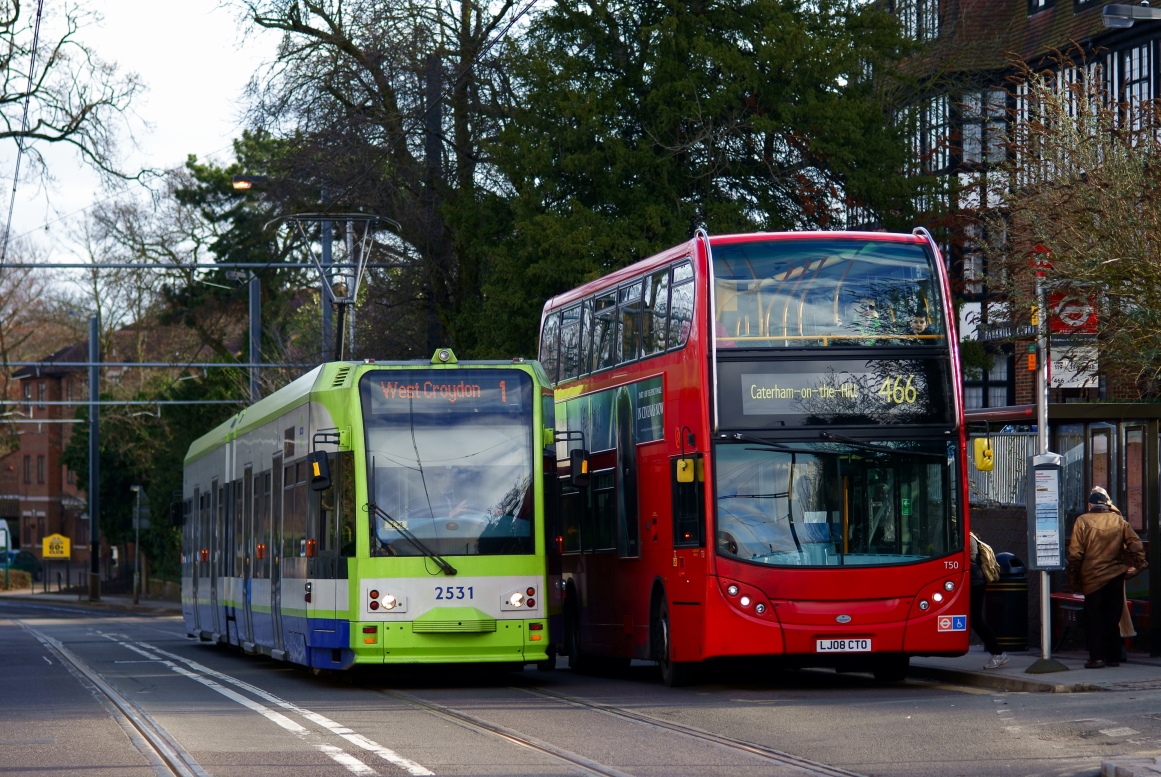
352, 618, 550, 664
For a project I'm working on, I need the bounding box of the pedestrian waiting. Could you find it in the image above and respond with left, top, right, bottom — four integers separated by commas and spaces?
1066, 490, 1146, 669
969, 531, 1008, 669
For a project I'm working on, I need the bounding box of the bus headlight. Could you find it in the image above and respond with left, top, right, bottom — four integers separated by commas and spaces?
727, 585, 739, 596
739, 596, 751, 607
944, 581, 955, 591
932, 592, 944, 603
918, 600, 930, 610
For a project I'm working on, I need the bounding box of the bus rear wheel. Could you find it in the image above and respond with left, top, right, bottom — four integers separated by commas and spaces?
871, 655, 910, 682
654, 598, 698, 687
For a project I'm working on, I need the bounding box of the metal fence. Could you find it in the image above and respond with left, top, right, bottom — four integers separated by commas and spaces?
968, 432, 1037, 507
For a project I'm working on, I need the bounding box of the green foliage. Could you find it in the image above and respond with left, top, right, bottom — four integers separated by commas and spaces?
458, 0, 933, 357
959, 338, 993, 381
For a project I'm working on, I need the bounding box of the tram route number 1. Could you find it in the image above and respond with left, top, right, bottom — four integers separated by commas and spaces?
816, 638, 872, 652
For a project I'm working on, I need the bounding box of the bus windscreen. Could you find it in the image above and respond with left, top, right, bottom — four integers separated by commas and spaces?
359, 370, 535, 557
714, 440, 962, 567
713, 238, 945, 347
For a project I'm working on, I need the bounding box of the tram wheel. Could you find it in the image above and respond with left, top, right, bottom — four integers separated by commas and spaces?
654, 598, 698, 687
871, 655, 910, 682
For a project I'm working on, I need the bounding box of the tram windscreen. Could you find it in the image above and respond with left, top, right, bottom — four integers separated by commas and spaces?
713, 238, 945, 347
714, 440, 961, 567
360, 370, 535, 557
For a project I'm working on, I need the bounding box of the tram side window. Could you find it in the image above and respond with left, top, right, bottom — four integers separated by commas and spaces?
592, 469, 616, 550
669, 271, 694, 349
235, 478, 245, 576
198, 489, 210, 578
253, 471, 272, 579
540, 312, 561, 384
590, 292, 619, 372
283, 462, 307, 559
559, 306, 581, 381
672, 455, 705, 548
339, 452, 356, 556
215, 483, 224, 572
642, 269, 670, 355
619, 282, 644, 364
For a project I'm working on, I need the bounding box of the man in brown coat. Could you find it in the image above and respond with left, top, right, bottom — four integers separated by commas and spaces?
1067, 491, 1145, 668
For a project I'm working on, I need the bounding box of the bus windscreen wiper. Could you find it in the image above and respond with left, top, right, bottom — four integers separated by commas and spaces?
820, 432, 944, 459
367, 502, 458, 576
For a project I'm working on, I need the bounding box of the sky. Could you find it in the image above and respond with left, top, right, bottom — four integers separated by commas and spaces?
1, 0, 278, 260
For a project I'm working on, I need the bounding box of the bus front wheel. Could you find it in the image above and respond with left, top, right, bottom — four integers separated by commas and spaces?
653, 598, 698, 687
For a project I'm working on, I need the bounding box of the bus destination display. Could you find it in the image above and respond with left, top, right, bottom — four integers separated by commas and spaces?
718, 358, 950, 427
365, 370, 528, 417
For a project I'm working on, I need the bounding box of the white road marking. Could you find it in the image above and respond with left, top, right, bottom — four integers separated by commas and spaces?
42, 655, 51, 664
105, 638, 380, 776
135, 642, 434, 776
1099, 727, 1140, 737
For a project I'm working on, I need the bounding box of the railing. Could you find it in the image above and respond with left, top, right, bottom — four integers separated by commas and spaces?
968, 432, 1037, 506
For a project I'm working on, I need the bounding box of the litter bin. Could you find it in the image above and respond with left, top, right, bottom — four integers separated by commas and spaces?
985, 552, 1028, 652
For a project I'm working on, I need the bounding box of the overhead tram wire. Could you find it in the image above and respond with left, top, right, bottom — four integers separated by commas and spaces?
0, 0, 46, 265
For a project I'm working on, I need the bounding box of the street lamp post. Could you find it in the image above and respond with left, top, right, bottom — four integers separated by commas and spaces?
130, 485, 141, 605
1102, 2, 1161, 27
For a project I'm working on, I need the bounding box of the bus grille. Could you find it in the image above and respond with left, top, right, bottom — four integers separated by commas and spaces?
412, 619, 497, 633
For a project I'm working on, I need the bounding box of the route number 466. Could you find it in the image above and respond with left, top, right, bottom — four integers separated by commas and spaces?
878, 375, 918, 404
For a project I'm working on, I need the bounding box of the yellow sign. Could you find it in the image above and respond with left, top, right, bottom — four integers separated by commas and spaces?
43, 533, 70, 559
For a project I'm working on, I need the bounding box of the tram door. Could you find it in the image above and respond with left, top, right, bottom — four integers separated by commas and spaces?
271, 453, 285, 654
191, 487, 201, 633
242, 465, 254, 645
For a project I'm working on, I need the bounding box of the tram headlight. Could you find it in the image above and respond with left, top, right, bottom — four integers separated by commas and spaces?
508, 592, 525, 607
382, 594, 398, 610
727, 585, 739, 596
944, 581, 955, 592
918, 600, 929, 611
932, 592, 944, 603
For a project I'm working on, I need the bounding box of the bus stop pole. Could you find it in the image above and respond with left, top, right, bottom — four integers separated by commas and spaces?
1036, 270, 1050, 663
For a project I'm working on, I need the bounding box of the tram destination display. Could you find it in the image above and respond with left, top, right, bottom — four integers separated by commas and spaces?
717, 358, 951, 428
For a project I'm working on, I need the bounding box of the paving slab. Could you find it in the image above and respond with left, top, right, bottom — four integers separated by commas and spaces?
0, 587, 181, 613
911, 645, 1161, 692
1102, 755, 1161, 776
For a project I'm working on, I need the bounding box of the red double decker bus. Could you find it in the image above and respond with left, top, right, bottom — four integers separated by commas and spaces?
538, 229, 969, 685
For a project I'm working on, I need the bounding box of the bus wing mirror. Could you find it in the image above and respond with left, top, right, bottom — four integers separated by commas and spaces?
569, 449, 591, 488
973, 437, 994, 472
308, 451, 333, 491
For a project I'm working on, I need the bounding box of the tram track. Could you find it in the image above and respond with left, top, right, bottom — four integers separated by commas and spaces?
16, 621, 203, 777
513, 685, 867, 777
374, 681, 867, 777
378, 688, 636, 777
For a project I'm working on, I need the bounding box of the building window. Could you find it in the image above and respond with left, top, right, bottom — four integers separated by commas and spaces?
66, 467, 75, 485
22, 382, 30, 413
36, 381, 45, 409
36, 455, 45, 484
964, 353, 1013, 409
65, 380, 72, 405
22, 456, 31, 484
961, 89, 1007, 165
1122, 45, 1151, 129
895, 0, 940, 40
1028, 0, 1053, 14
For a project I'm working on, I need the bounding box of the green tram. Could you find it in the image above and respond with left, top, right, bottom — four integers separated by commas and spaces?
179, 351, 559, 670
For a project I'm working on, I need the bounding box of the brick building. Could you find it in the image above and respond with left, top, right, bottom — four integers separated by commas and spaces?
0, 343, 90, 584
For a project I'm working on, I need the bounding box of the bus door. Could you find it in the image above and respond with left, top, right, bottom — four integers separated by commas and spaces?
270, 453, 285, 655
242, 465, 254, 646
670, 453, 706, 656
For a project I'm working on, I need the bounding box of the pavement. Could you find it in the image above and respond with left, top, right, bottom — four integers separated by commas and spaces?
0, 586, 182, 613
913, 646, 1161, 777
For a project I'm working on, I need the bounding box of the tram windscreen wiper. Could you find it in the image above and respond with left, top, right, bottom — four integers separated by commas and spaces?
367, 502, 458, 576
819, 432, 945, 459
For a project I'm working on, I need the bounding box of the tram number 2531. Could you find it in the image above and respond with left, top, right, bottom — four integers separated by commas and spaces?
878, 375, 918, 404
434, 586, 474, 600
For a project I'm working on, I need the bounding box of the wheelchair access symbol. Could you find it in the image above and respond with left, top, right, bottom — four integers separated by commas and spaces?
937, 615, 967, 632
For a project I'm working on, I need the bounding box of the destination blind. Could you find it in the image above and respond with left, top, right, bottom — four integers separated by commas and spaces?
364, 369, 531, 421
716, 358, 951, 428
